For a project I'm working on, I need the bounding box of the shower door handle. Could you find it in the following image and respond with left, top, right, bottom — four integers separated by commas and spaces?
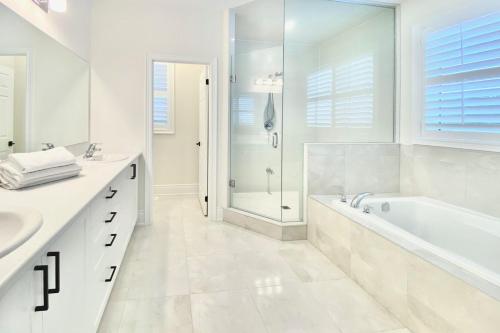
272, 132, 279, 149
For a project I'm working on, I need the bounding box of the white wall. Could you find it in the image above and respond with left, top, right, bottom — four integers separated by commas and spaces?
90, 0, 252, 218
153, 63, 205, 188
0, 0, 91, 60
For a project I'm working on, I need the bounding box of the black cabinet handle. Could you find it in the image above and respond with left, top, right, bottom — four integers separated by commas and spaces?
105, 234, 117, 247
105, 212, 117, 223
47, 252, 60, 294
34, 265, 49, 312
105, 266, 117, 282
130, 163, 137, 180
106, 188, 117, 199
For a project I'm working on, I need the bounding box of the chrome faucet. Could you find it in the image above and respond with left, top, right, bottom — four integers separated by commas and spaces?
41, 143, 55, 151
350, 192, 373, 208
84, 143, 102, 159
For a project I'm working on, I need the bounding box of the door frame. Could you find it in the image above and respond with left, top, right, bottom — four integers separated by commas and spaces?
144, 54, 218, 224
0, 50, 32, 152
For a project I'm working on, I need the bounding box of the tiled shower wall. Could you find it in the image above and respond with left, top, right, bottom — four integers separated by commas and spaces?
400, 144, 500, 219
305, 143, 400, 196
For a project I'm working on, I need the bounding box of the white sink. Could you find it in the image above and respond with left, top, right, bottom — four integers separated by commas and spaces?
0, 207, 43, 258
79, 153, 129, 164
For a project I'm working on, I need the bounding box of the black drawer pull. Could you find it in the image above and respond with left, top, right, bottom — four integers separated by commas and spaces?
105, 234, 117, 247
105, 266, 117, 282
47, 252, 60, 294
34, 265, 49, 312
105, 212, 117, 223
130, 163, 137, 180
106, 188, 117, 199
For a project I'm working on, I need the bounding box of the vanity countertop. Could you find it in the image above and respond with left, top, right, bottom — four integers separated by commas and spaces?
0, 152, 141, 296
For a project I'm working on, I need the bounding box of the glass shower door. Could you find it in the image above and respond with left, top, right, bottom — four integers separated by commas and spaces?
229, 0, 284, 221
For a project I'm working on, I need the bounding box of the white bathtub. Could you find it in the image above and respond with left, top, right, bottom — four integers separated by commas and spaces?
313, 195, 500, 300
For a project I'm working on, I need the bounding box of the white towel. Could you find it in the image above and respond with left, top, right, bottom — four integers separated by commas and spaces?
0, 161, 82, 190
8, 147, 76, 173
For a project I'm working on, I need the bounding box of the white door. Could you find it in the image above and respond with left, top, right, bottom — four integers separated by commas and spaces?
0, 65, 14, 159
198, 69, 209, 216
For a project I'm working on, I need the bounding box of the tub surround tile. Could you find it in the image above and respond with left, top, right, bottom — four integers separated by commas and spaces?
307, 196, 500, 333
401, 144, 500, 219
306, 143, 400, 196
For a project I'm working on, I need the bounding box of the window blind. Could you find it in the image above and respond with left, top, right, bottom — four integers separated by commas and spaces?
306, 68, 333, 128
153, 62, 170, 128
232, 95, 255, 126
334, 56, 374, 128
424, 13, 500, 136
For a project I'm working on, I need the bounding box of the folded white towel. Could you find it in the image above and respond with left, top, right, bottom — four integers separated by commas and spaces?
0, 163, 82, 190
8, 147, 76, 173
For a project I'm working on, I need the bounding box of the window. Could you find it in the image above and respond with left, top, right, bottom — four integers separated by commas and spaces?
152, 61, 175, 133
422, 13, 500, 145
232, 95, 255, 127
334, 56, 374, 128
306, 68, 333, 128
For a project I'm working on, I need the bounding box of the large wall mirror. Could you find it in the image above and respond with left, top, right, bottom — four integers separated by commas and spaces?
0, 3, 89, 157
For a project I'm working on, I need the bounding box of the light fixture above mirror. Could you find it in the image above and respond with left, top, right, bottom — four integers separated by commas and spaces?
32, 0, 67, 13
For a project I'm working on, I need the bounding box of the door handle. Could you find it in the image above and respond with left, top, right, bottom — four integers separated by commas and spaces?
196, 141, 201, 147
105, 234, 117, 247
34, 265, 49, 312
105, 212, 117, 223
106, 187, 118, 199
105, 266, 117, 283
272, 132, 279, 149
47, 252, 60, 294
8, 141, 15, 147
130, 163, 137, 180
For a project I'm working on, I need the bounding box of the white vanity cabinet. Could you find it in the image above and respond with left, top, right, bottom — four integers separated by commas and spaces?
0, 159, 139, 333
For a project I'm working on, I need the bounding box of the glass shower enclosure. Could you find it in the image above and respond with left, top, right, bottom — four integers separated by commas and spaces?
229, 0, 396, 223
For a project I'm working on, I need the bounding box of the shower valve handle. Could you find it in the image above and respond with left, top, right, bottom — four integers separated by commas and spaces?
272, 132, 279, 149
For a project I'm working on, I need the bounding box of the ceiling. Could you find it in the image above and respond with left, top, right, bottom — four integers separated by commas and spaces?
235, 0, 391, 44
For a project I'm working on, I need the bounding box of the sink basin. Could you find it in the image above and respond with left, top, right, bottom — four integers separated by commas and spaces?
79, 153, 129, 164
0, 207, 43, 258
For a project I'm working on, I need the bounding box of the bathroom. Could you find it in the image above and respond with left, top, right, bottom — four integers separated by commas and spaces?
0, 0, 499, 332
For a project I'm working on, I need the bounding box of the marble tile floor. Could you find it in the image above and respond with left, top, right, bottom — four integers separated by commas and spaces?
98, 196, 413, 333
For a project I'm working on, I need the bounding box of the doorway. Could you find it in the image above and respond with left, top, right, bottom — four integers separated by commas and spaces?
149, 60, 211, 219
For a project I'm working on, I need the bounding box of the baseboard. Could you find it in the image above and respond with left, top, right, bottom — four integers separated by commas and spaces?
153, 183, 198, 197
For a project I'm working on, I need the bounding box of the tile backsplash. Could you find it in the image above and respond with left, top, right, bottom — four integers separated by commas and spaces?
306, 143, 400, 196
401, 144, 500, 219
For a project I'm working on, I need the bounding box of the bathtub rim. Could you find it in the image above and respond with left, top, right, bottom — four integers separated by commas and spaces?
309, 194, 500, 302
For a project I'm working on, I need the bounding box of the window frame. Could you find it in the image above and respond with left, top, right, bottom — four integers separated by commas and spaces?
413, 15, 500, 152
152, 61, 176, 134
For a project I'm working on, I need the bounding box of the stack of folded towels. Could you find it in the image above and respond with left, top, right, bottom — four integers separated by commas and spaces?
0, 147, 82, 190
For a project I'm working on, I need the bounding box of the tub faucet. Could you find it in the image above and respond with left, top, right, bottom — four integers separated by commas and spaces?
350, 192, 373, 208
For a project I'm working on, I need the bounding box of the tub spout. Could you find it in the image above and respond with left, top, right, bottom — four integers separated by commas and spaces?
350, 192, 373, 208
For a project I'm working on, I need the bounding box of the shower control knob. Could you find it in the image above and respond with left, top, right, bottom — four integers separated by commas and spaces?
196, 142, 201, 147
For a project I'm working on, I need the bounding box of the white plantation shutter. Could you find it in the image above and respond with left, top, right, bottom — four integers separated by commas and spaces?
307, 69, 333, 128
334, 56, 374, 128
153, 61, 174, 133
424, 13, 500, 140
232, 95, 255, 127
